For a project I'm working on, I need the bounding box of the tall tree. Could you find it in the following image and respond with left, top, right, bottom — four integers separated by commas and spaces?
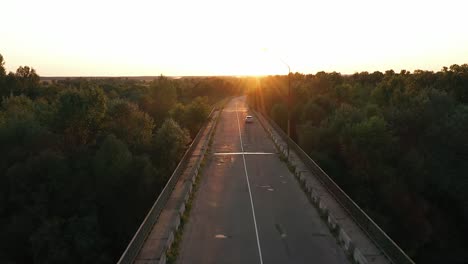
0, 54, 5, 78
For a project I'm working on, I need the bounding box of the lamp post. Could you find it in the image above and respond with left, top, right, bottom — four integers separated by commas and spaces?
280, 59, 291, 159
262, 49, 291, 159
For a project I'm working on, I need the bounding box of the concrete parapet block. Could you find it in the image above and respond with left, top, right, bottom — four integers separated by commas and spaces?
159, 254, 166, 264
166, 231, 175, 251
338, 228, 354, 254
353, 248, 368, 264
289, 159, 298, 169
289, 163, 297, 174
179, 203, 186, 216
311, 189, 321, 205
327, 211, 338, 231
318, 199, 329, 216
191, 172, 197, 183
173, 216, 181, 232
298, 172, 306, 184
295, 171, 302, 181
183, 191, 190, 204
305, 181, 314, 194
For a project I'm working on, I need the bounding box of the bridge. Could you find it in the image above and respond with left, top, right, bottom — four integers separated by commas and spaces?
118, 97, 414, 264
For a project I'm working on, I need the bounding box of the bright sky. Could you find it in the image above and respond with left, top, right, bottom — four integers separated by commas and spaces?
1, 0, 467, 76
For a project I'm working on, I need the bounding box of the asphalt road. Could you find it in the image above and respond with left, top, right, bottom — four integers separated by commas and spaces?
176, 96, 348, 264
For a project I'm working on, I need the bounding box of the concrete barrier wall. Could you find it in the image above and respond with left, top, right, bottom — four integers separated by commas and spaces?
117, 104, 222, 264
253, 110, 415, 264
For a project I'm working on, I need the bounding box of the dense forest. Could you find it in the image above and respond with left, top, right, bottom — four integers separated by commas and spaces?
0, 54, 242, 263
248, 65, 468, 263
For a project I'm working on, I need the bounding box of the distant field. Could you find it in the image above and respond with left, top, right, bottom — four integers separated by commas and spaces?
40, 76, 179, 82
39, 75, 244, 82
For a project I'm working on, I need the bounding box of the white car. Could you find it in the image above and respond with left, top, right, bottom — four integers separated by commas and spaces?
245, 115, 254, 123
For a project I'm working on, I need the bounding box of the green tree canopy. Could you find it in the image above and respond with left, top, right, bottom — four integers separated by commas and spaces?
55, 87, 107, 146
153, 118, 190, 175
104, 100, 155, 151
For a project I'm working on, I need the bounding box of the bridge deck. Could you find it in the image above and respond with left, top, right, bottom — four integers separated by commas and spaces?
176, 97, 349, 264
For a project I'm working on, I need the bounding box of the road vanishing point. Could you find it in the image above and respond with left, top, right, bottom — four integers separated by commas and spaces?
176, 97, 349, 264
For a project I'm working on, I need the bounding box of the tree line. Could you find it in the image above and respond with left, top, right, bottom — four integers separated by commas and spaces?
248, 65, 468, 263
0, 54, 242, 263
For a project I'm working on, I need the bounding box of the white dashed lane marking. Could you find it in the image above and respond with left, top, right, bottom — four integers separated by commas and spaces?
235, 103, 264, 264
213, 152, 276, 156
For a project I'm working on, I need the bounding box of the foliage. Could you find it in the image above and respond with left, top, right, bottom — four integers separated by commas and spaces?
248, 65, 468, 263
153, 119, 190, 175
270, 103, 287, 131
170, 97, 210, 137
0, 54, 242, 263
103, 100, 155, 151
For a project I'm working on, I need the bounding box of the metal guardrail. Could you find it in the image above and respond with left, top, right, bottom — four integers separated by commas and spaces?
256, 111, 415, 264
117, 107, 218, 264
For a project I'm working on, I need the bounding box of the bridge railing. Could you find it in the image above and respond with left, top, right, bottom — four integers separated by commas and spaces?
117, 106, 218, 264
256, 111, 415, 264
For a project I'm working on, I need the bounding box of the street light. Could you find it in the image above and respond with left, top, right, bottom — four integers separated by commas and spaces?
280, 59, 291, 160
261, 48, 291, 159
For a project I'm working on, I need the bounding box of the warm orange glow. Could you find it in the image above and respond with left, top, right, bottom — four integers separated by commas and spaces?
1, 0, 468, 76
